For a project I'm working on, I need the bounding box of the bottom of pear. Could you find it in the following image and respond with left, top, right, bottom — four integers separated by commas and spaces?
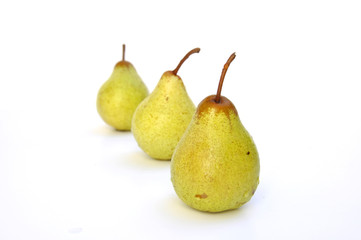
172, 178, 259, 213
150, 157, 171, 161
98, 117, 132, 132
143, 153, 171, 161
113, 127, 131, 131
184, 201, 246, 213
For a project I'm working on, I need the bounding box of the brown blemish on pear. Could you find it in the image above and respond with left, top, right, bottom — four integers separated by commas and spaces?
195, 193, 208, 199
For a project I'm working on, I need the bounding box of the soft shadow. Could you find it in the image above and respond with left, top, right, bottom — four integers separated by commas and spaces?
92, 125, 132, 137
121, 151, 171, 170
158, 194, 250, 224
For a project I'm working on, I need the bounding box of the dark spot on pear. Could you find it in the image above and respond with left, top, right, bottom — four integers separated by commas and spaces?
166, 97, 169, 101
247, 151, 250, 155
195, 193, 208, 199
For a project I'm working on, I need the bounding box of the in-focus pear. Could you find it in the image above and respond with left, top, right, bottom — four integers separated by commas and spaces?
171, 53, 260, 212
97, 44, 148, 130
131, 48, 200, 160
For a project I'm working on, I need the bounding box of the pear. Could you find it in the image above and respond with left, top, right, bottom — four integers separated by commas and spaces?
97, 44, 148, 130
171, 53, 260, 212
131, 48, 200, 160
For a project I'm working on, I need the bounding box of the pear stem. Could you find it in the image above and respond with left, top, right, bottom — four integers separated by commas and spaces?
122, 44, 126, 61
172, 48, 201, 75
215, 52, 236, 103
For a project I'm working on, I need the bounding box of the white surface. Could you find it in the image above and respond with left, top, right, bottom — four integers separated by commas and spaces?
1, 0, 361, 239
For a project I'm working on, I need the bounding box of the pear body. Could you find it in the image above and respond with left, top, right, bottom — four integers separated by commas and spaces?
131, 71, 195, 160
97, 61, 148, 130
171, 95, 260, 212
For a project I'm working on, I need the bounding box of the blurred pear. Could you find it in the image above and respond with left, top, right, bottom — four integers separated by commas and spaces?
132, 48, 200, 160
97, 44, 148, 130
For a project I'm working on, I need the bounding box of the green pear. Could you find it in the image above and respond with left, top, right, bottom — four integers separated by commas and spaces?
171, 53, 260, 212
131, 48, 200, 160
97, 44, 148, 130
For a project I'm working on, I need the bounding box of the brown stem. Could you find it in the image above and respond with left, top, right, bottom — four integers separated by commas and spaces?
215, 52, 236, 103
172, 48, 200, 75
122, 44, 126, 61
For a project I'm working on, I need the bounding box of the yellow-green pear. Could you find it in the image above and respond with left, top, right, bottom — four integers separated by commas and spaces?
131, 48, 200, 160
171, 53, 260, 212
97, 44, 148, 130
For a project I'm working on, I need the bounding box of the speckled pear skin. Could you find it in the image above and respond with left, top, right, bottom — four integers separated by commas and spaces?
171, 95, 260, 212
131, 71, 195, 160
97, 61, 148, 130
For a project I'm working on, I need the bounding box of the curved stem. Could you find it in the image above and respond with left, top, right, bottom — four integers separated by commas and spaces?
172, 48, 200, 75
215, 52, 236, 103
122, 44, 126, 61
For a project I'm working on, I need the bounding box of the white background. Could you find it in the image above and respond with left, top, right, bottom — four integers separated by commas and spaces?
1, 0, 361, 239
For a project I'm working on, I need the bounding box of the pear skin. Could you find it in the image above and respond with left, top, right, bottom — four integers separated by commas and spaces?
131, 48, 199, 160
171, 53, 260, 212
97, 45, 148, 130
